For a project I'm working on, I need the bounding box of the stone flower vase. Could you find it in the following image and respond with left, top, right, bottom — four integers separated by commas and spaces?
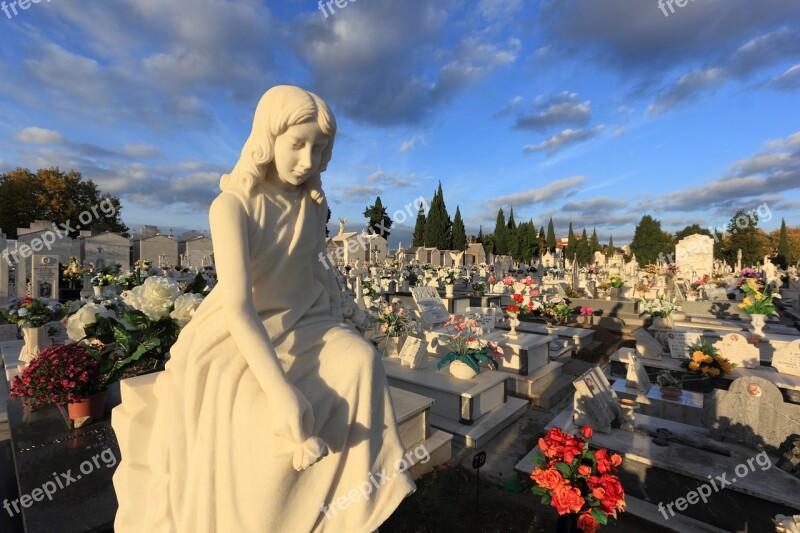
20, 325, 50, 365
660, 385, 682, 401
750, 314, 767, 337
67, 390, 107, 421
445, 284, 454, 297
609, 287, 620, 299
448, 359, 477, 380
362, 295, 373, 309
474, 290, 485, 298
93, 285, 102, 296
384, 336, 404, 359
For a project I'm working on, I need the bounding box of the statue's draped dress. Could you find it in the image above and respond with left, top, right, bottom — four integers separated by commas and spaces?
112, 179, 416, 532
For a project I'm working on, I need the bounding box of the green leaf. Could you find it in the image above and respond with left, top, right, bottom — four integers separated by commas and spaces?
531, 486, 547, 496
554, 462, 572, 478
113, 324, 132, 351
531, 455, 547, 466
592, 507, 608, 526
124, 311, 150, 330
462, 355, 481, 374
436, 353, 458, 369
541, 494, 551, 506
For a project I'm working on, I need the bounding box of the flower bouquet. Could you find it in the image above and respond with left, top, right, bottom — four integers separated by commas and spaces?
543, 295, 572, 326
62, 257, 84, 288
3, 297, 65, 328
362, 279, 377, 298
436, 316, 499, 378
606, 276, 624, 289
738, 277, 779, 316
579, 306, 594, 326
443, 270, 459, 286
681, 342, 734, 392
376, 297, 414, 338
531, 426, 626, 532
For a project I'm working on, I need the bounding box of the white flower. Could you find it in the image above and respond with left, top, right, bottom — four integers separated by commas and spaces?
67, 303, 115, 341
18, 308, 29, 317
124, 276, 181, 320
170, 293, 204, 327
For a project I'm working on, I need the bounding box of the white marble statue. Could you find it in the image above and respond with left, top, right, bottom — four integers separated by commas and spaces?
112, 86, 414, 532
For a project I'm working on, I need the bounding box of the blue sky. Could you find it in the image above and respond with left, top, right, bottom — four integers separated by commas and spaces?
1, 0, 799, 247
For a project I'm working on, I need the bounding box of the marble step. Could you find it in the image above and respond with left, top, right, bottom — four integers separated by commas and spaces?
406, 430, 453, 481
0, 340, 24, 384
384, 356, 508, 425
505, 361, 563, 399
430, 396, 529, 448
527, 373, 576, 410
390, 386, 433, 450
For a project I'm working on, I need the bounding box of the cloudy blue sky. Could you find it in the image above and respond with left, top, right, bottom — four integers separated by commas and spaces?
1, 0, 799, 247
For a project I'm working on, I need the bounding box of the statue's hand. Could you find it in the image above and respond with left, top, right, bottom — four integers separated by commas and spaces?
273, 384, 329, 471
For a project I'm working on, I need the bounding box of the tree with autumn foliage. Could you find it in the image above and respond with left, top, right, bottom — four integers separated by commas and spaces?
0, 167, 128, 238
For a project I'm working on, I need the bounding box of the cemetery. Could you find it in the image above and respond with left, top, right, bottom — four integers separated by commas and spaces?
1, 3, 800, 533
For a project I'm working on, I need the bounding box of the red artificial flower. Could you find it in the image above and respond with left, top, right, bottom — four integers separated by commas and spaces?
512, 293, 524, 303
551, 484, 585, 515
531, 467, 566, 491
578, 510, 601, 533
610, 453, 622, 468
580, 426, 593, 439
578, 465, 592, 477
594, 448, 611, 473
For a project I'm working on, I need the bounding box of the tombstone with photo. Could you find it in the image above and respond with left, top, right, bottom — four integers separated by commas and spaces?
572, 367, 621, 433
31, 254, 59, 300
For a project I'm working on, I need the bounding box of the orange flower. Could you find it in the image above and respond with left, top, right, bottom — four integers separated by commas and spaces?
578, 510, 601, 533
531, 467, 566, 491
552, 484, 585, 515
708, 367, 720, 377
578, 465, 592, 477
610, 453, 622, 467
701, 366, 709, 374
688, 361, 700, 371
580, 425, 593, 439
692, 351, 705, 363
722, 363, 733, 375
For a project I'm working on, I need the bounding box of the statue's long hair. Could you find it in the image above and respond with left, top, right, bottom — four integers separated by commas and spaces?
220, 85, 336, 204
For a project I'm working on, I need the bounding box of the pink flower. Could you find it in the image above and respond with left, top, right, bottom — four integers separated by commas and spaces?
488, 275, 496, 284
503, 276, 515, 286
380, 323, 388, 332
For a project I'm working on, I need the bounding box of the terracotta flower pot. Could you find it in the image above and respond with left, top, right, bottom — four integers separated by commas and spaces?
67, 390, 107, 421
660, 385, 682, 401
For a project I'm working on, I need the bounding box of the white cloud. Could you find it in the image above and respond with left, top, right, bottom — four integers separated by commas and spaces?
16, 127, 65, 144
523, 125, 605, 154
514, 92, 592, 132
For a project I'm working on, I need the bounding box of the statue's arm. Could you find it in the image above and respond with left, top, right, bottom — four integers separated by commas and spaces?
209, 193, 294, 395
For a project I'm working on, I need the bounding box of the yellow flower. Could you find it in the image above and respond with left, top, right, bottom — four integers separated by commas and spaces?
754, 292, 763, 301
703, 355, 713, 364
692, 351, 705, 363
708, 367, 720, 377
722, 364, 733, 375
689, 361, 700, 371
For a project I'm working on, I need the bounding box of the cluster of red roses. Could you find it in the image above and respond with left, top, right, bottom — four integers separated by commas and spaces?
10, 343, 103, 408
530, 426, 626, 533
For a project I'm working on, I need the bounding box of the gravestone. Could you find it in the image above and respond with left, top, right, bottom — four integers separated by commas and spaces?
665, 330, 705, 359
16, 247, 27, 297
635, 328, 665, 360
0, 244, 8, 302
398, 336, 428, 369
675, 234, 714, 279
773, 340, 800, 377
410, 286, 450, 326
703, 376, 800, 452
713, 332, 760, 369
626, 353, 652, 394
31, 254, 59, 300
572, 367, 621, 433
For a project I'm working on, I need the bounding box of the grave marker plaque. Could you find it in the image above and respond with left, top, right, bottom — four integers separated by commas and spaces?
713, 332, 760, 369
31, 254, 59, 300
398, 336, 428, 369
572, 367, 620, 433
665, 330, 704, 359
626, 353, 652, 394
773, 339, 800, 377
410, 286, 450, 326
635, 328, 665, 360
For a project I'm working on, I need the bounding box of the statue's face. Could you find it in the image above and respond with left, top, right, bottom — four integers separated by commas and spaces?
273, 121, 329, 187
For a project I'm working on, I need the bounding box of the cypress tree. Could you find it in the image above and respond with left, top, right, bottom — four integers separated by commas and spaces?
423, 182, 451, 249
607, 235, 615, 258
451, 206, 467, 251
567, 223, 576, 258
412, 204, 426, 246
777, 218, 793, 268
363, 196, 392, 239
589, 228, 600, 259
576, 228, 591, 265
506, 207, 518, 260
477, 226, 484, 243
546, 218, 556, 252
631, 215, 673, 265
493, 208, 508, 255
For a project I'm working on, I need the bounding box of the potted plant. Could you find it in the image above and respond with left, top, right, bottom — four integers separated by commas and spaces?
641, 295, 677, 329
361, 279, 377, 308
656, 370, 682, 400
9, 343, 109, 425
3, 297, 66, 364
62, 256, 84, 289
738, 277, 779, 336
472, 282, 486, 298
531, 425, 626, 533
436, 316, 499, 379
376, 297, 415, 358
681, 342, 735, 393
579, 306, 594, 326
606, 275, 625, 299
443, 270, 459, 297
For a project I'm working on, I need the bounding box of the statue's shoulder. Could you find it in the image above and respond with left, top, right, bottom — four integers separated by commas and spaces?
212, 189, 252, 214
